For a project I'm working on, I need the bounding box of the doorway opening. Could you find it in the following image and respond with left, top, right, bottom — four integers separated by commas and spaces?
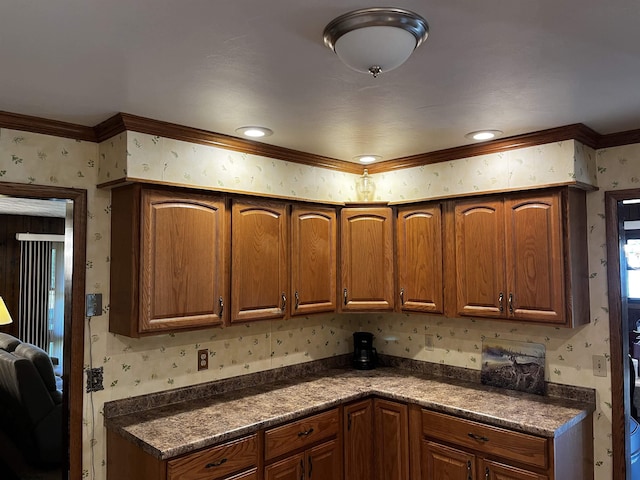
0, 182, 86, 480
605, 189, 640, 480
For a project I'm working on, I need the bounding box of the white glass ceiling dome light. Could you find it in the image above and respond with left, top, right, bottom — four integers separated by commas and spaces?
323, 8, 429, 78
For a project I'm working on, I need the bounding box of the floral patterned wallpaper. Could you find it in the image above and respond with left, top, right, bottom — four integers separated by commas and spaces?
99, 132, 360, 203
0, 125, 630, 480
99, 133, 597, 204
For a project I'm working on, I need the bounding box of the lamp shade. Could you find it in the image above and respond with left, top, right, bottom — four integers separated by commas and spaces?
324, 7, 429, 77
0, 296, 13, 325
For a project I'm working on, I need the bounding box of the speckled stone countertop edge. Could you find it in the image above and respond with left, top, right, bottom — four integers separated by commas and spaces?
105, 367, 594, 460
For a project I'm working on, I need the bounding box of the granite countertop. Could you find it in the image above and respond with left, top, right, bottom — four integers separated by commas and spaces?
105, 367, 594, 460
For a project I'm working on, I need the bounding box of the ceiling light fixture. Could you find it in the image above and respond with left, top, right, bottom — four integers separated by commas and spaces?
465, 130, 503, 141
235, 126, 273, 138
355, 155, 381, 164
323, 7, 429, 78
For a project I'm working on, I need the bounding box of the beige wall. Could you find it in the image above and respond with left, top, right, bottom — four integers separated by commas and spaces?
0, 127, 630, 479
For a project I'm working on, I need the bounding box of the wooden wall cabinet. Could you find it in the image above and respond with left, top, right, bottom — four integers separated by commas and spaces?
110, 185, 227, 337
290, 205, 337, 316
231, 199, 288, 323
396, 203, 444, 314
447, 187, 589, 327
340, 206, 395, 311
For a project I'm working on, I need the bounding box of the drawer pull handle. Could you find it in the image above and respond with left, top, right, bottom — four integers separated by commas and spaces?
498, 292, 504, 312
508, 292, 514, 315
485, 466, 490, 479
400, 288, 405, 305
467, 460, 472, 480
205, 458, 227, 468
218, 296, 224, 318
467, 432, 489, 442
295, 291, 300, 310
297, 427, 314, 437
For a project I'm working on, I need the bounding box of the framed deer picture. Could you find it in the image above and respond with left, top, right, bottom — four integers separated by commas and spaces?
480, 338, 546, 395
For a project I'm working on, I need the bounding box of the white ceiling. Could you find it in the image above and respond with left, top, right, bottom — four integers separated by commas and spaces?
1, 1, 639, 163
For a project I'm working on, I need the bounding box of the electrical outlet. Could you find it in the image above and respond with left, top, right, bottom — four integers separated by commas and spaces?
86, 293, 103, 317
198, 349, 209, 371
86, 366, 104, 392
425, 334, 434, 351
593, 355, 607, 377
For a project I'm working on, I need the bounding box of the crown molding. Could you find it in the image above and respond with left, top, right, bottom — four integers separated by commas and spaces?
3, 110, 640, 174
0, 110, 96, 142
94, 113, 363, 174
367, 123, 601, 174
597, 128, 640, 150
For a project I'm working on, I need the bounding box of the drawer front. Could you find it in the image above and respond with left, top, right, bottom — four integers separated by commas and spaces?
167, 434, 258, 480
265, 408, 339, 461
421, 410, 548, 469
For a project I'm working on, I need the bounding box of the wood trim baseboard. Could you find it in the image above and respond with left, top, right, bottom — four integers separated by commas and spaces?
3, 110, 640, 174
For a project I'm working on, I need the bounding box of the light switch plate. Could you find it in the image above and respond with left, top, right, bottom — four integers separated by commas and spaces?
593, 355, 607, 377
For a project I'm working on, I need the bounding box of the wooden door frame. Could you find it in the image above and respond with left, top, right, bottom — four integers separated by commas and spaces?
0, 181, 86, 479
605, 188, 640, 480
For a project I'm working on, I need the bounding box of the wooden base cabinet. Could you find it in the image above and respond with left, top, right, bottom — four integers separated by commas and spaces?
416, 409, 593, 480
264, 440, 340, 480
422, 441, 475, 479
264, 408, 342, 480
344, 399, 410, 480
374, 399, 410, 480
344, 400, 374, 480
107, 430, 259, 480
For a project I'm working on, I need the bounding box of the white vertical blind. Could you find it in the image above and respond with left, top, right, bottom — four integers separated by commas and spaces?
18, 239, 53, 351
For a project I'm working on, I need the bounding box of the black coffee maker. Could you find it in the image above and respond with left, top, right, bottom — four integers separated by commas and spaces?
353, 332, 377, 370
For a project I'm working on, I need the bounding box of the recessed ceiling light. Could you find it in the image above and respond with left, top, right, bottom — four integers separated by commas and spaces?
465, 130, 503, 141
235, 126, 273, 138
355, 155, 381, 164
